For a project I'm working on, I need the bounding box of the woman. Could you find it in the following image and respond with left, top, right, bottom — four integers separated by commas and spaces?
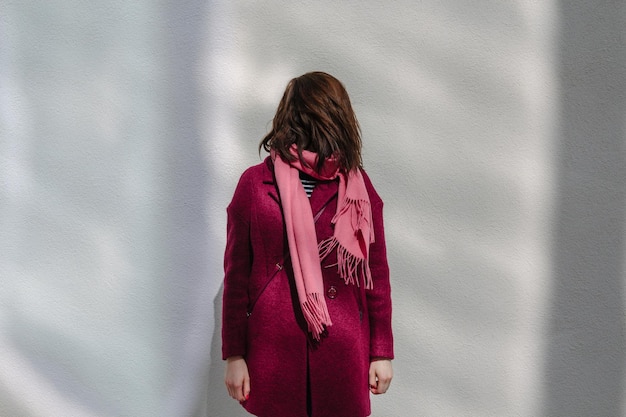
222, 72, 393, 417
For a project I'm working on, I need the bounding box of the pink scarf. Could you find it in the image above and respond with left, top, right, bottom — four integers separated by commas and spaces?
272, 146, 374, 340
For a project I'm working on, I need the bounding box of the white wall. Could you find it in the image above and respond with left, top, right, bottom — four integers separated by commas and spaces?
1, 1, 624, 416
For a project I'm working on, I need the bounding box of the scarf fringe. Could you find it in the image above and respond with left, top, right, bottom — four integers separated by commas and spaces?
332, 197, 372, 235
319, 237, 373, 290
301, 292, 332, 340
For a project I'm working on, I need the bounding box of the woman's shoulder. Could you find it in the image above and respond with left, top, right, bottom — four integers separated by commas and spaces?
238, 158, 265, 176
230, 157, 273, 202
359, 168, 384, 205
235, 157, 272, 185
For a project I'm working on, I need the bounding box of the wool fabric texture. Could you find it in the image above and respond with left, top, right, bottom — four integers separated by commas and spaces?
271, 146, 374, 340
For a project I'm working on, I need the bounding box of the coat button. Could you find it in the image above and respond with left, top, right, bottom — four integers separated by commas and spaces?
327, 286, 337, 299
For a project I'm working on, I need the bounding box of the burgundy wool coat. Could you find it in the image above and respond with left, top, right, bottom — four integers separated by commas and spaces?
222, 157, 394, 417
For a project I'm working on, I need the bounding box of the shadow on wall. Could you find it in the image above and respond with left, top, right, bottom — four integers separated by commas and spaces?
545, 1, 626, 416
156, 1, 216, 415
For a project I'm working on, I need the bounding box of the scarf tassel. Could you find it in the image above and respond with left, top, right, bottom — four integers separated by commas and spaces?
301, 292, 332, 340
332, 198, 373, 235
319, 237, 373, 290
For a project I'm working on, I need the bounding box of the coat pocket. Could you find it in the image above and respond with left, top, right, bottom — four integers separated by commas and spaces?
247, 261, 284, 316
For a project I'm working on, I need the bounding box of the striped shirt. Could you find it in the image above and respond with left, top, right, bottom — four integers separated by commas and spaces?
299, 171, 317, 198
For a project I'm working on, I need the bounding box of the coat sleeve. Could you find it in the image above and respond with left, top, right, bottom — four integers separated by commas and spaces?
363, 172, 395, 360
221, 172, 253, 360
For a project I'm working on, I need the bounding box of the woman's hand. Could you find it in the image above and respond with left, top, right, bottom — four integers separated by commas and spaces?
369, 359, 393, 395
224, 356, 250, 402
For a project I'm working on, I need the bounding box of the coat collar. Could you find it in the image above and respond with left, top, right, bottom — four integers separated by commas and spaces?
262, 156, 279, 203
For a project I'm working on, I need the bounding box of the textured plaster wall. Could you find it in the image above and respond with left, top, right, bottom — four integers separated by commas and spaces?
1, 1, 624, 417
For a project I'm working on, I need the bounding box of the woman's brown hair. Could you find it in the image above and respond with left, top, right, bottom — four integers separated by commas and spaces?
259, 72, 362, 172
